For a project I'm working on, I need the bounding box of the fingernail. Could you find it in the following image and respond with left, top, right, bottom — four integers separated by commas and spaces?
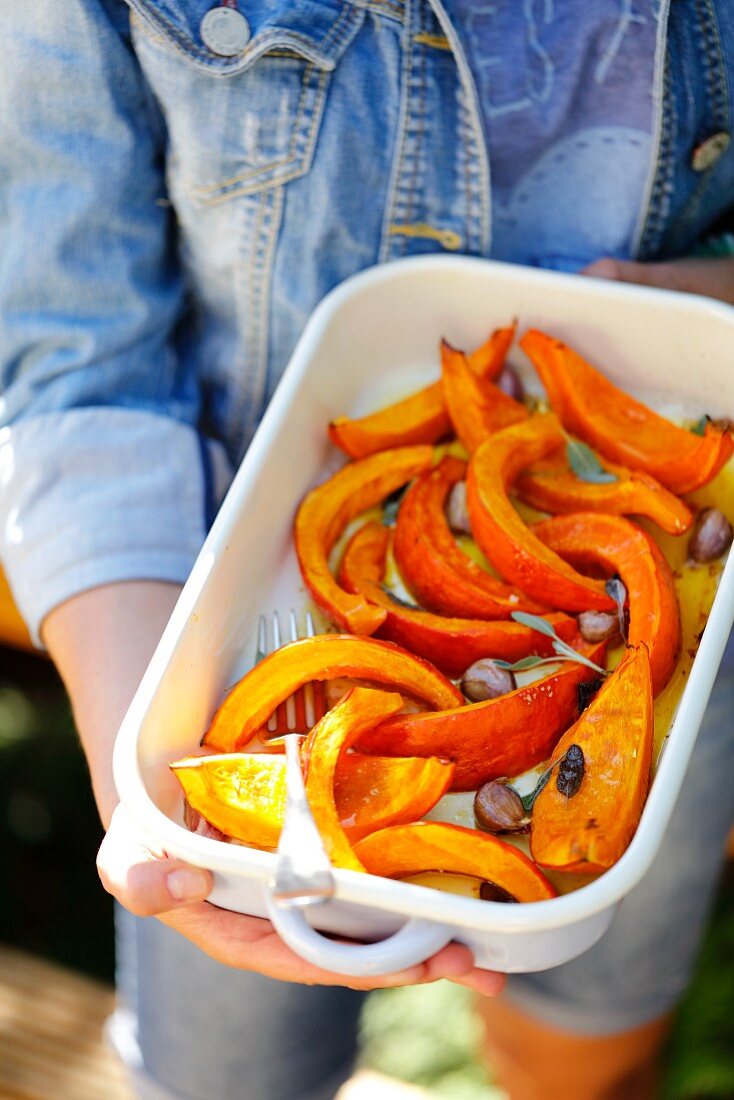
167, 868, 209, 901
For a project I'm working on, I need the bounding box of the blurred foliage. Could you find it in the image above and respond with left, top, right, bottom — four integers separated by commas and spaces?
360, 982, 501, 1100
662, 868, 734, 1099
0, 646, 114, 981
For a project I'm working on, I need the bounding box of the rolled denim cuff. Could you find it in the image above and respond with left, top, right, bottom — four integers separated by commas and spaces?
0, 408, 232, 648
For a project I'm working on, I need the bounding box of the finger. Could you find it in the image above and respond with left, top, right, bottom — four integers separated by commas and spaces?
447, 968, 506, 997
97, 810, 212, 916
160, 903, 489, 991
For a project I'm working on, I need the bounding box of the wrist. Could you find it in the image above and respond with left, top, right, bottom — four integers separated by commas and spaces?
42, 580, 183, 827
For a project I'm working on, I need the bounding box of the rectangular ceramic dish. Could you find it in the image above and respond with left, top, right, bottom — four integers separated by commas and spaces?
113, 256, 734, 974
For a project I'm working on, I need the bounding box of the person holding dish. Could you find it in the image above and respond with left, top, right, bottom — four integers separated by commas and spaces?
1, 2, 734, 1098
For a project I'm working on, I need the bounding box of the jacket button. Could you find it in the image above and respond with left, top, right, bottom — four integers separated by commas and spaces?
691, 132, 730, 172
201, 6, 251, 56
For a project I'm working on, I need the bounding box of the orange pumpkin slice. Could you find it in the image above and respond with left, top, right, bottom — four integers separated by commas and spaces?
354, 822, 557, 902
530, 644, 654, 873
202, 634, 464, 752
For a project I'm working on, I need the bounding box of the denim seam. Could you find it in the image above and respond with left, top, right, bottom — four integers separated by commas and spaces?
230, 187, 285, 452
348, 0, 404, 25
378, 0, 415, 262
190, 66, 327, 202
631, 0, 671, 257
413, 31, 450, 49
398, 0, 428, 236
429, 0, 491, 253
697, 0, 728, 130
638, 52, 675, 257
128, 0, 354, 72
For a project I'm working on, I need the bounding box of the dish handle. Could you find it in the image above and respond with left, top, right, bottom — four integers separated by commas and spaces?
264, 892, 455, 977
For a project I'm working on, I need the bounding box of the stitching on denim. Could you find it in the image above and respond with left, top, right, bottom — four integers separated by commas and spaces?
431, 0, 493, 251
347, 0, 405, 23
193, 63, 311, 195
631, 1, 671, 257
402, 2, 428, 228
231, 187, 285, 451
389, 223, 463, 248
414, 32, 450, 49
378, 0, 415, 261
183, 4, 366, 202
638, 50, 675, 257
193, 69, 330, 204
697, 0, 728, 131
128, 0, 353, 71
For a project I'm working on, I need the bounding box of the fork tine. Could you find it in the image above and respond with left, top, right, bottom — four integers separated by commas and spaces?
303, 610, 318, 728
256, 614, 267, 663
269, 611, 287, 733
285, 611, 298, 730
305, 611, 327, 724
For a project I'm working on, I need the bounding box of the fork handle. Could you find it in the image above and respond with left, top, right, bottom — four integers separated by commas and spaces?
264, 896, 454, 977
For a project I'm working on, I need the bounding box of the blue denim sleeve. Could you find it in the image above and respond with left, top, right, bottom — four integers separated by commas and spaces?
0, 1, 228, 646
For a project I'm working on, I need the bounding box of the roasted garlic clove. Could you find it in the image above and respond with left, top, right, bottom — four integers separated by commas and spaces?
688, 507, 733, 563
474, 780, 527, 833
446, 480, 472, 535
577, 610, 620, 643
461, 658, 517, 702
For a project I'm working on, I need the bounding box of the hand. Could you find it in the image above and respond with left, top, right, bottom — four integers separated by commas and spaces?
583, 254, 734, 307
98, 804, 505, 995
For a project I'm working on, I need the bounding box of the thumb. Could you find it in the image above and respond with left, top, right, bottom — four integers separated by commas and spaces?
97, 805, 213, 916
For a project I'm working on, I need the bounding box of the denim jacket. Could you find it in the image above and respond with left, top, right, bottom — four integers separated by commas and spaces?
1, 0, 733, 643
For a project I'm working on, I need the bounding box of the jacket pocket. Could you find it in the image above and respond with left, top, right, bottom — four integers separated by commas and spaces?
128, 0, 364, 203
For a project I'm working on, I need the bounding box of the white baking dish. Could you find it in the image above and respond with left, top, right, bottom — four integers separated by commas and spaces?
113, 255, 734, 976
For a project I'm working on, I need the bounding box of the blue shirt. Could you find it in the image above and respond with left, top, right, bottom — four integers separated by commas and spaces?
0, 0, 733, 644
452, 1, 661, 268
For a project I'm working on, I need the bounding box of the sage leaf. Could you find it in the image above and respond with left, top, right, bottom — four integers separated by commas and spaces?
566, 440, 617, 484
520, 769, 552, 814
379, 585, 419, 610
494, 655, 549, 672
507, 611, 609, 676
690, 415, 708, 437
551, 638, 608, 676
510, 610, 558, 638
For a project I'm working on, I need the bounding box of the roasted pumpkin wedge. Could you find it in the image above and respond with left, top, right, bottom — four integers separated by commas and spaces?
440, 339, 527, 453
530, 644, 654, 873
516, 453, 692, 535
202, 634, 464, 752
353, 822, 557, 902
301, 688, 405, 870
520, 329, 734, 494
533, 513, 681, 695
172, 748, 454, 849
394, 455, 547, 619
328, 324, 516, 458
339, 521, 576, 678
294, 445, 434, 634
466, 413, 615, 611
356, 640, 607, 790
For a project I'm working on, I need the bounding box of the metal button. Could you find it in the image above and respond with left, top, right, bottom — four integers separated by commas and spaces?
691, 131, 730, 172
201, 6, 250, 57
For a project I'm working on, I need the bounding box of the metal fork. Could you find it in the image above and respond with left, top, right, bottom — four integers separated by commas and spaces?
259, 610, 336, 909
